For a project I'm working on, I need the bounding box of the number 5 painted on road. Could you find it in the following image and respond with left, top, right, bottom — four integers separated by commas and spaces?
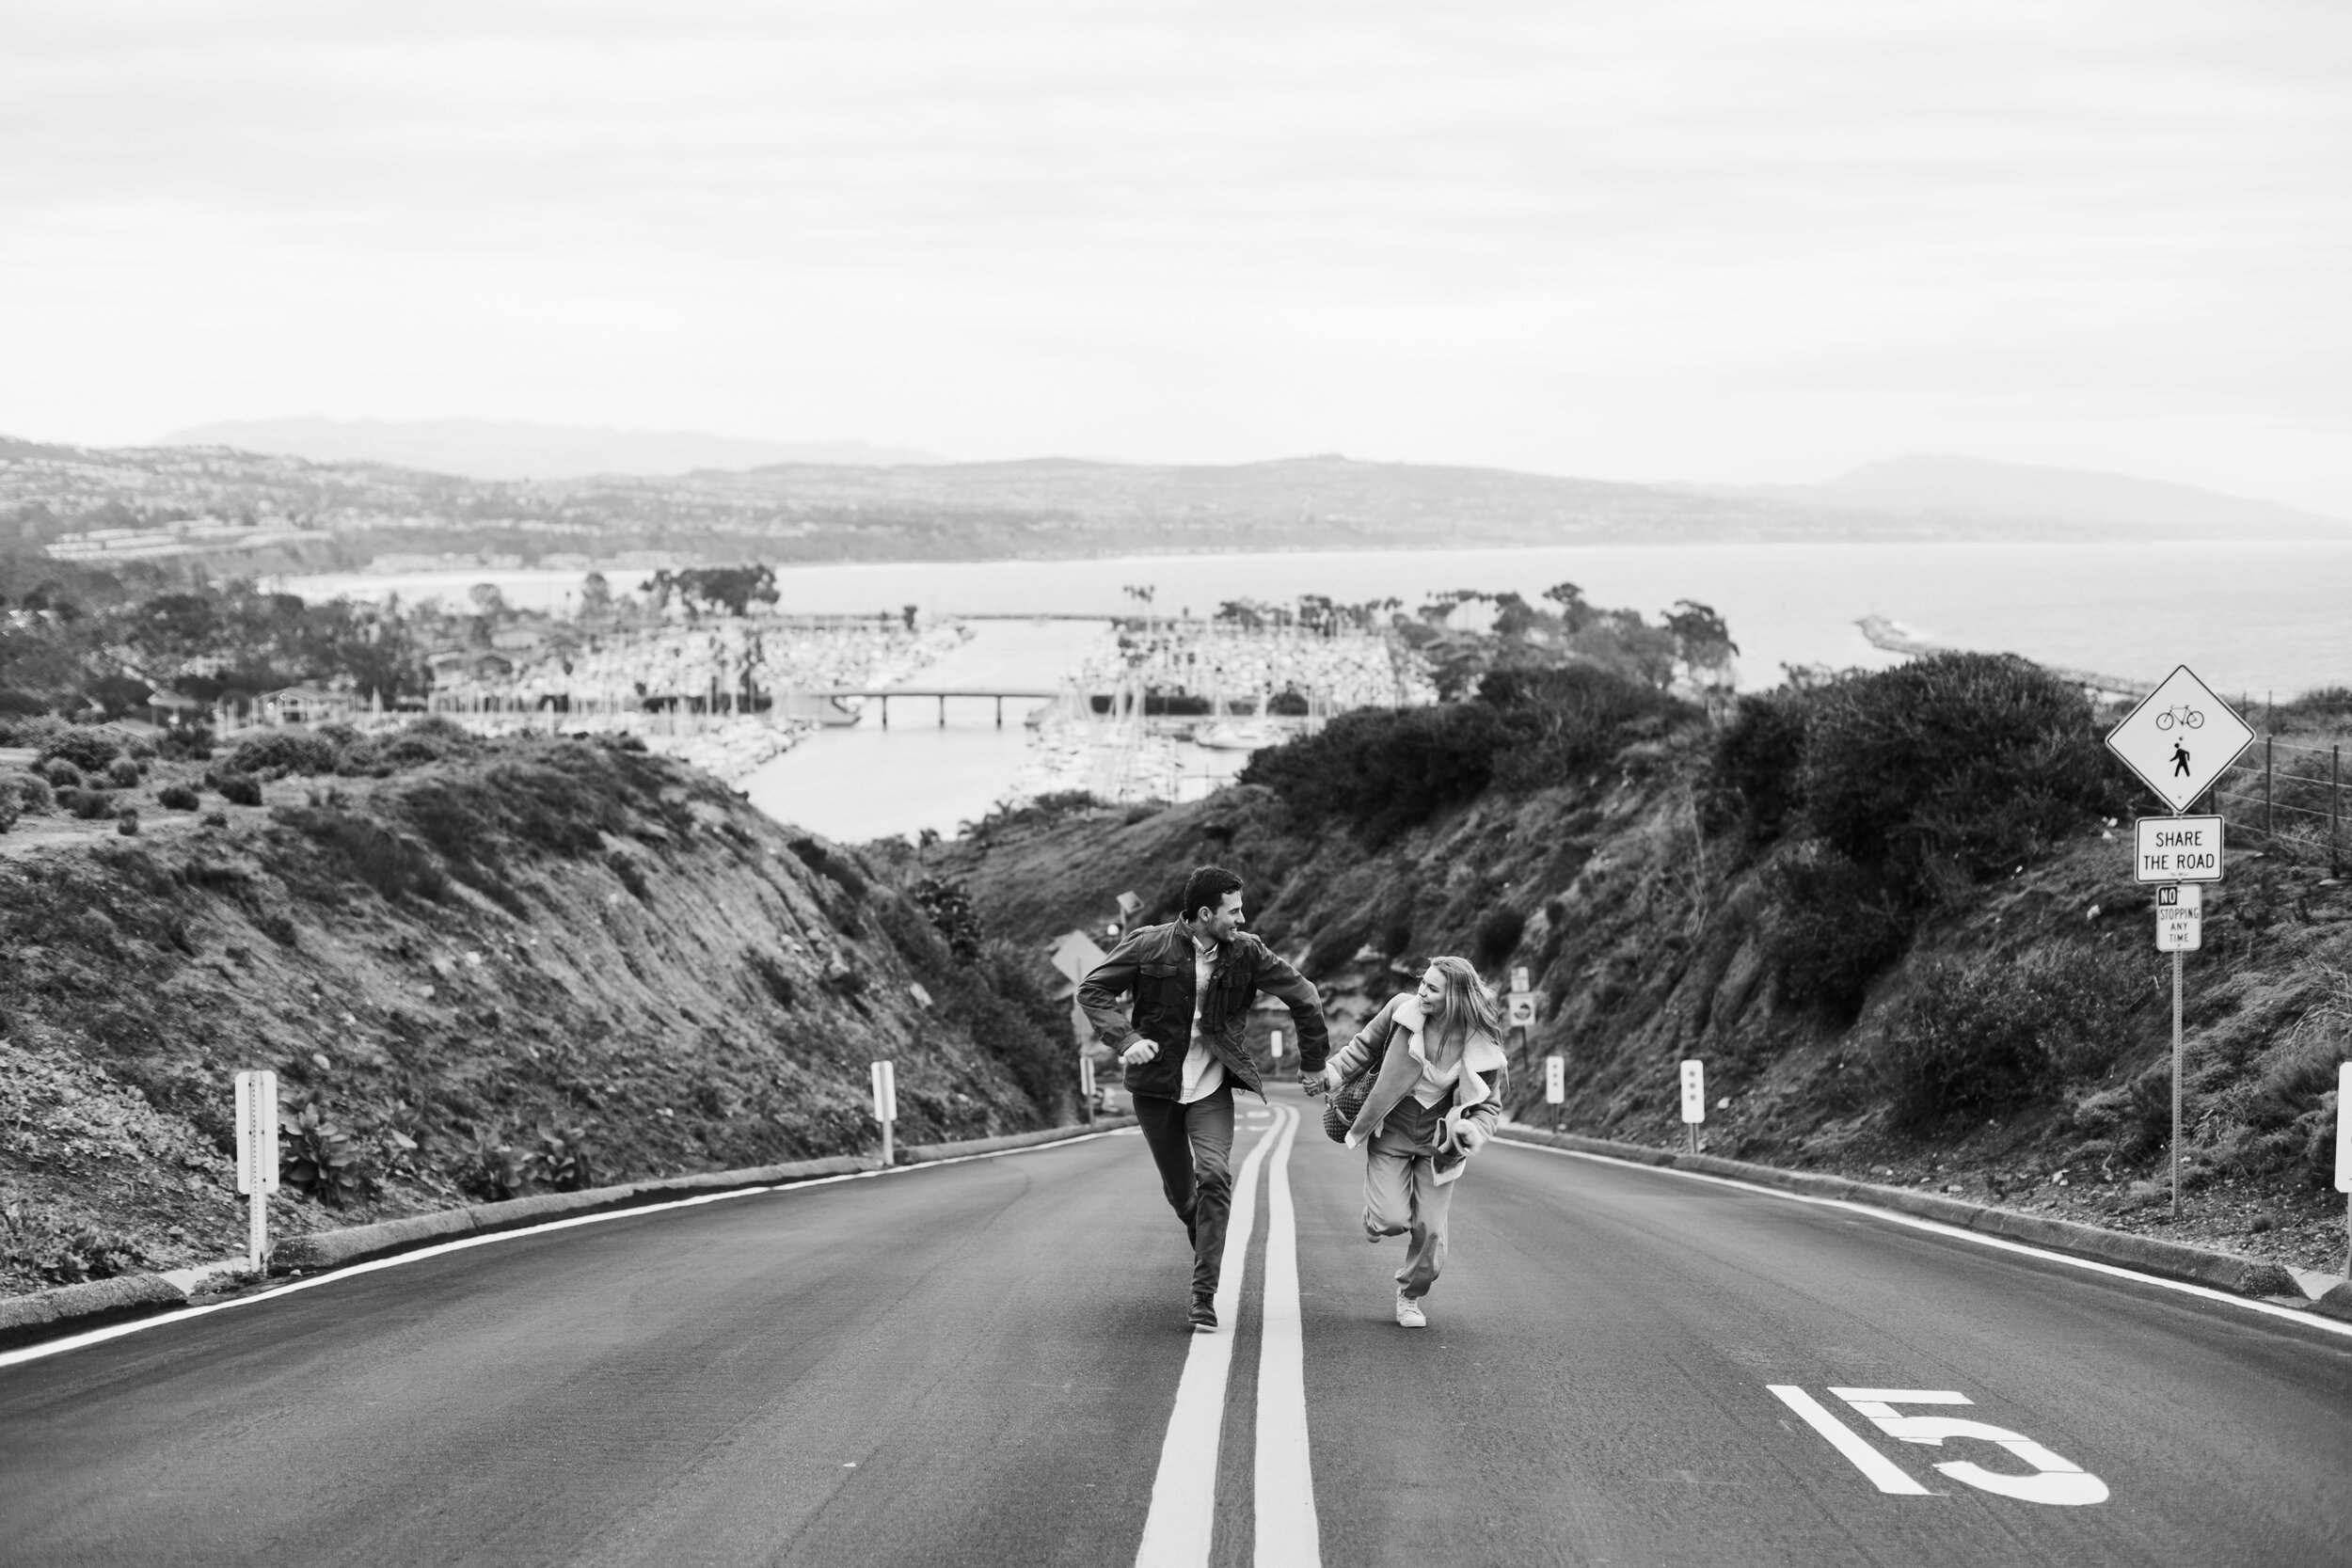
1831, 1388, 2108, 1506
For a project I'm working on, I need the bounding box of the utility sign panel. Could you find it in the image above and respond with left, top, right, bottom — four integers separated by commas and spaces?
1679, 1059, 1706, 1125
2155, 883, 2202, 952
234, 1069, 279, 1196
869, 1060, 897, 1123
2134, 816, 2225, 883
1506, 992, 1536, 1029
2104, 666, 2254, 815
1545, 1055, 1565, 1105
1510, 966, 1531, 994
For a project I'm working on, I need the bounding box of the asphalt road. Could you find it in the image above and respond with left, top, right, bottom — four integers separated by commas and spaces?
4, 1098, 2349, 1567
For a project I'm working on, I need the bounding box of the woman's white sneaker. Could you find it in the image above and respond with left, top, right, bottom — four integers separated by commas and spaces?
1394, 1292, 1427, 1328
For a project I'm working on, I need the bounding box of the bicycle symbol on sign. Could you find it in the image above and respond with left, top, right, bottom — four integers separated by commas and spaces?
2153, 705, 2205, 732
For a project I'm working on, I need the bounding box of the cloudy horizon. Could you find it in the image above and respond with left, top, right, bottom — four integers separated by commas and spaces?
3, 2, 2346, 514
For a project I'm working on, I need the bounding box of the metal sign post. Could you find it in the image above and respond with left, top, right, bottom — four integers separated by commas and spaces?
1545, 1054, 1565, 1133
870, 1060, 898, 1165
233, 1069, 279, 1273
1679, 1059, 1705, 1154
1078, 1053, 1096, 1123
2107, 669, 2251, 1221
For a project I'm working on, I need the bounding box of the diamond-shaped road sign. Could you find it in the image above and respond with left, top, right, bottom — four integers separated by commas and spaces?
2104, 665, 2254, 816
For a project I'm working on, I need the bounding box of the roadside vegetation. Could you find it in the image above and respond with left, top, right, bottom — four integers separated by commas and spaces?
0, 721, 1070, 1297
940, 652, 2352, 1274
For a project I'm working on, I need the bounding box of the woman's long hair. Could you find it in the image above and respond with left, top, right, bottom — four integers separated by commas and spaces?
1423, 956, 1502, 1067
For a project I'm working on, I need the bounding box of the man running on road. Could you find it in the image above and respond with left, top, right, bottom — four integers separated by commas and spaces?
1078, 865, 1329, 1331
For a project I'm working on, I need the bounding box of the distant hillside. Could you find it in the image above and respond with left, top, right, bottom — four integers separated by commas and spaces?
1734, 453, 2348, 538
7, 436, 2344, 576
159, 418, 944, 480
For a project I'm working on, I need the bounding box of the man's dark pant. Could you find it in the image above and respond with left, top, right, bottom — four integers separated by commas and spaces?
1131, 1085, 1235, 1302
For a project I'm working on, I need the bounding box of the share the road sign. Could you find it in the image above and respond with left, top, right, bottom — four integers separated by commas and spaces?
2134, 816, 2224, 883
2105, 666, 2254, 815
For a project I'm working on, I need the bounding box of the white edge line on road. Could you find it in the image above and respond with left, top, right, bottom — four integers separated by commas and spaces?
1766, 1384, 1932, 1495
1253, 1104, 1319, 1568
0, 1127, 1140, 1372
1493, 1138, 2352, 1342
1134, 1104, 1284, 1568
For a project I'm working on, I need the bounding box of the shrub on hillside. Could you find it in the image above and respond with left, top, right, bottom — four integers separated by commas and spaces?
1473, 905, 1526, 971
157, 723, 215, 762
787, 835, 869, 899
156, 784, 199, 811
1874, 945, 2138, 1126
349, 715, 481, 773
1479, 663, 1693, 789
103, 756, 142, 788
952, 941, 1075, 1117
9, 772, 52, 814
42, 759, 82, 789
1241, 703, 1511, 842
1710, 689, 1812, 840
1799, 653, 2129, 903
911, 876, 984, 962
1760, 847, 1914, 1018
229, 729, 340, 777
65, 787, 117, 820
211, 770, 263, 806
278, 805, 449, 901
115, 808, 138, 835
39, 728, 121, 773
0, 779, 19, 833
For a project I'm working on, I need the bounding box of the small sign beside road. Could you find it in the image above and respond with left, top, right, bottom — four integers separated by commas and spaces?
1679, 1060, 1705, 1125
1506, 991, 1536, 1029
1510, 966, 1530, 994
1545, 1055, 1565, 1105
870, 1059, 898, 1164
2105, 666, 2254, 815
233, 1069, 278, 1272
2134, 816, 2224, 884
234, 1069, 279, 1196
2155, 884, 2202, 952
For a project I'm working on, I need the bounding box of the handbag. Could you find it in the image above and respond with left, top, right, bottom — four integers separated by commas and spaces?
1321, 1055, 1376, 1144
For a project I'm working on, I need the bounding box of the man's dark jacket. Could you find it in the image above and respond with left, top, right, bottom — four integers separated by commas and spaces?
1077, 922, 1329, 1100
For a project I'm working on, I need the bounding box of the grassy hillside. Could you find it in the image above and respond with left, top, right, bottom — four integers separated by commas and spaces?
935, 658, 2352, 1274
0, 721, 1066, 1296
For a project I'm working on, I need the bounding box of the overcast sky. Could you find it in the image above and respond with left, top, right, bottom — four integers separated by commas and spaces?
2, 1, 2346, 512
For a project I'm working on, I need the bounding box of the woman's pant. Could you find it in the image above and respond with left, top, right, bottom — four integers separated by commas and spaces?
1363, 1100, 1456, 1302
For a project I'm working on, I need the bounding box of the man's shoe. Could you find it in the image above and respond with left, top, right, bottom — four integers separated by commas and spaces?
1394, 1292, 1427, 1328
1187, 1296, 1218, 1332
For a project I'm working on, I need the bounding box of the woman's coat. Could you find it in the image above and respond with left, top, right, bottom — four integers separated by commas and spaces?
1326, 993, 1508, 1179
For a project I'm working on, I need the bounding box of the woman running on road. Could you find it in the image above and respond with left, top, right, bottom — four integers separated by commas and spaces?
1320, 955, 1509, 1327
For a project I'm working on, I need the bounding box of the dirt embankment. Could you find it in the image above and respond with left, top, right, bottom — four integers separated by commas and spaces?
0, 730, 1064, 1297
937, 745, 2352, 1275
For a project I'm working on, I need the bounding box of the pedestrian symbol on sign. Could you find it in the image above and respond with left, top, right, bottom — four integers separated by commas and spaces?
2170, 740, 2190, 778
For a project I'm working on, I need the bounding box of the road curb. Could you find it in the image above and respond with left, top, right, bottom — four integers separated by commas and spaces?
0, 1273, 190, 1352
1498, 1124, 2301, 1303
0, 1117, 1137, 1353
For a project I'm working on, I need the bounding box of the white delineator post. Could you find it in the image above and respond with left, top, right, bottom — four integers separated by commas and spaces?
1078, 1053, 1096, 1124
870, 1060, 898, 1166
1545, 1053, 1565, 1133
233, 1069, 279, 1273
2335, 1061, 2351, 1277
1679, 1059, 1705, 1154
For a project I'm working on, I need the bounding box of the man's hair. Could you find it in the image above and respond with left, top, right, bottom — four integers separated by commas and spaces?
1182, 865, 1245, 923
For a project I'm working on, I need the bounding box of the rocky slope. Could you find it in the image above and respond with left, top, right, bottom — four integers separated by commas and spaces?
0, 723, 1065, 1296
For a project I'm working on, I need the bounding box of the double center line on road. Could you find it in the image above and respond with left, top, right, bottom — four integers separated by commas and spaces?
1135, 1103, 1321, 1568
